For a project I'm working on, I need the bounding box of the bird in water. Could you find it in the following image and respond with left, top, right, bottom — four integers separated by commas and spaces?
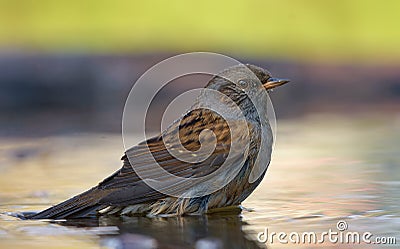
29, 64, 289, 219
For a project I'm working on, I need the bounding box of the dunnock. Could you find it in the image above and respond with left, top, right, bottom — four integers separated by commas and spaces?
29, 64, 289, 219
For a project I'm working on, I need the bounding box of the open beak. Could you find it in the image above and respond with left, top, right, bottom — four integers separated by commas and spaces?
263, 78, 290, 90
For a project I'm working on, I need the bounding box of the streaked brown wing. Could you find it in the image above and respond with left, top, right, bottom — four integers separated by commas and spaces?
97, 109, 251, 206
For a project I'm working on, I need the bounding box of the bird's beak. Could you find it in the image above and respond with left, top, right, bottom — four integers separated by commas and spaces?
263, 78, 290, 90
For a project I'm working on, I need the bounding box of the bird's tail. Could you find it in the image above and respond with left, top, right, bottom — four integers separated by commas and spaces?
27, 187, 108, 219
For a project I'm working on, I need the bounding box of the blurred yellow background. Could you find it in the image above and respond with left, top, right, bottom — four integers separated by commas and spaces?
0, 0, 399, 136
1, 0, 399, 61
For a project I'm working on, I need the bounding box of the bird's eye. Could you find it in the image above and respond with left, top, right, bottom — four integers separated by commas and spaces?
238, 80, 248, 88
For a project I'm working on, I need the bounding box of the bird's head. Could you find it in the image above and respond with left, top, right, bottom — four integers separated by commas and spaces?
244, 64, 290, 91
204, 64, 289, 120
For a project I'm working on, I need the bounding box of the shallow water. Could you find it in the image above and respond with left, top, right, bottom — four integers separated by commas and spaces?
0, 114, 399, 249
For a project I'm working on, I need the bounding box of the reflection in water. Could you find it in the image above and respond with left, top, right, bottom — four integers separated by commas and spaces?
0, 115, 399, 248
55, 214, 266, 249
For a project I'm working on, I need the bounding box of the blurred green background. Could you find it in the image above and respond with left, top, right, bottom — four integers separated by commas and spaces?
1, 0, 400, 136
1, 0, 400, 61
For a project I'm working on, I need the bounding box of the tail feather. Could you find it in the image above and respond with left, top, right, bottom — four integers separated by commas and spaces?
28, 187, 108, 219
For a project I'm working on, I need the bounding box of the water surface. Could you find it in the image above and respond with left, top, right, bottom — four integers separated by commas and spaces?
0, 115, 399, 248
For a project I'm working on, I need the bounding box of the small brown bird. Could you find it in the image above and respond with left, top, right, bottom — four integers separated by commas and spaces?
29, 64, 289, 219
